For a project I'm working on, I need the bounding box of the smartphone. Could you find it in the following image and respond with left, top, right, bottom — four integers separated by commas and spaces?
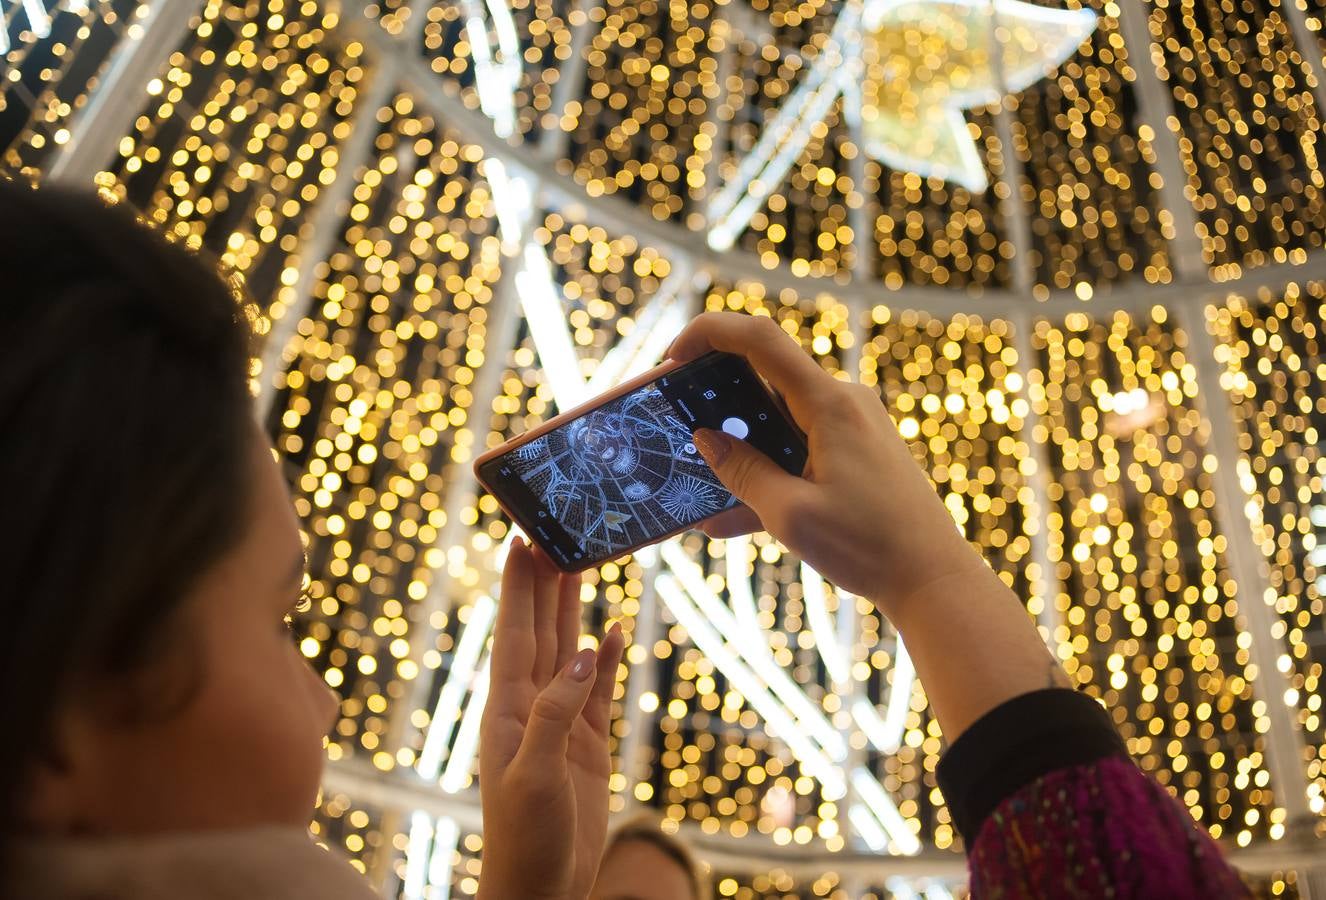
473, 351, 809, 571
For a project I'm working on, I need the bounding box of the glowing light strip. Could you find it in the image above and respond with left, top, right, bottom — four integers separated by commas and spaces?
464, 0, 527, 273
800, 562, 851, 684
516, 240, 589, 407
850, 700, 893, 756
21, 0, 50, 37
461, 0, 521, 138
427, 816, 459, 900
664, 545, 917, 850
432, 532, 517, 815
850, 765, 922, 854
725, 535, 762, 635
885, 878, 922, 900
403, 811, 433, 900
879, 644, 915, 748
485, 0, 519, 135
848, 803, 888, 851
417, 594, 498, 779
851, 639, 913, 755
661, 541, 848, 761
464, 17, 504, 129
485, 0, 519, 52
0, 0, 68, 54
404, 811, 460, 900
484, 157, 534, 252
441, 658, 490, 793
656, 572, 847, 797
621, 288, 694, 383
924, 884, 956, 900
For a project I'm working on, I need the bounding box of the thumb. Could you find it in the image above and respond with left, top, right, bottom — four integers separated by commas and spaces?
693, 427, 803, 518
517, 647, 598, 762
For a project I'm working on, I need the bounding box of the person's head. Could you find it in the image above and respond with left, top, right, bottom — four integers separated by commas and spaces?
1, 179, 337, 848
591, 815, 709, 900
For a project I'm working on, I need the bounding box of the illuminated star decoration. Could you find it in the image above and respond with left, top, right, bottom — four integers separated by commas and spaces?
706, 0, 1097, 250
863, 0, 1098, 191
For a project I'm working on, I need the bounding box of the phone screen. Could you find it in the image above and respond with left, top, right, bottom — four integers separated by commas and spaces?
477, 352, 808, 569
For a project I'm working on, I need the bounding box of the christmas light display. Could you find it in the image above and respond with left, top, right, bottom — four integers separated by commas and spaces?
4, 0, 1326, 896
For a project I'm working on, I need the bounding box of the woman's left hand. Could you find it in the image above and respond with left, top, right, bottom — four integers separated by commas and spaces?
477, 538, 625, 900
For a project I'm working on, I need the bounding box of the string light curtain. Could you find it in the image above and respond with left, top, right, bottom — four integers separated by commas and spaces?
4, 0, 1325, 897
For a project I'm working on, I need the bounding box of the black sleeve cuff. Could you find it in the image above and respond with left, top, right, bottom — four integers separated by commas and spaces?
935, 688, 1127, 848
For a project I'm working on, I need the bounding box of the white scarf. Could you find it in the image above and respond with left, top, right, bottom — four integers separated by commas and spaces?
5, 826, 382, 900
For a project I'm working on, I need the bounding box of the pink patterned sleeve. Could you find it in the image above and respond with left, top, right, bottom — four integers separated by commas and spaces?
967, 756, 1251, 898
936, 689, 1252, 899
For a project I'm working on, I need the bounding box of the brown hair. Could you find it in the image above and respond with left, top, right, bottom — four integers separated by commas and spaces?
0, 180, 255, 844
603, 815, 710, 900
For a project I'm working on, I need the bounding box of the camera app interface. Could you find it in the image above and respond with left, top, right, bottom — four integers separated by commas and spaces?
485, 353, 807, 567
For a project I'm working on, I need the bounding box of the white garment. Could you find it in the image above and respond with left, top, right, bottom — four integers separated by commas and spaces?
6, 825, 381, 900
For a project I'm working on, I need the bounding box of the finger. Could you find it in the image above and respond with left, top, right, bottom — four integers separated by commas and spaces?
530, 544, 562, 687
554, 571, 583, 673
491, 539, 536, 684
693, 427, 811, 524
583, 623, 625, 735
515, 647, 598, 766
666, 312, 833, 425
697, 504, 765, 539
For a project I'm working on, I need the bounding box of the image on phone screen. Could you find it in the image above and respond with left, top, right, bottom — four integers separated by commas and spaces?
478, 352, 807, 569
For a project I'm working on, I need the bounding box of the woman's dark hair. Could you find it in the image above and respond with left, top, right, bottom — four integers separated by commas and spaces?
0, 179, 256, 837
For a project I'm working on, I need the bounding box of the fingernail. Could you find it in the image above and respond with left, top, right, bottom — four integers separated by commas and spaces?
568, 647, 595, 681
693, 428, 731, 467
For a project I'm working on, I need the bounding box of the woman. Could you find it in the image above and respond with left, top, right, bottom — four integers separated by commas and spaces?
478, 312, 1254, 899
2, 179, 376, 896
0, 180, 624, 898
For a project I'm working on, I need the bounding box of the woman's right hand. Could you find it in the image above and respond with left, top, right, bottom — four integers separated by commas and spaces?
672, 311, 986, 616
674, 313, 1071, 747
